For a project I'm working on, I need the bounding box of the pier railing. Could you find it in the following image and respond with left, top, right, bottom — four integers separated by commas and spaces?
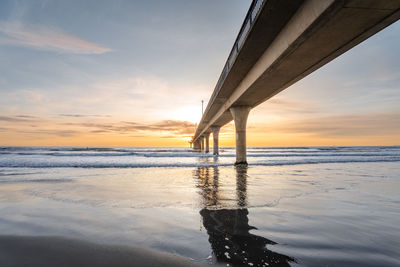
208, 0, 265, 106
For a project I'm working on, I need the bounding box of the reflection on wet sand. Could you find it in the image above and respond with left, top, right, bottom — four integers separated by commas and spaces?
194, 164, 295, 266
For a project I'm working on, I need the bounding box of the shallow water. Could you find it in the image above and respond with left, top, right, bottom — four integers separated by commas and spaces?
0, 146, 399, 266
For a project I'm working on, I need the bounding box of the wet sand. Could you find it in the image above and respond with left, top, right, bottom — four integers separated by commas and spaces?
1, 146, 399, 266
0, 235, 206, 267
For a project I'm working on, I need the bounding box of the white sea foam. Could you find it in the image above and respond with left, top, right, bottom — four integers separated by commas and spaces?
0, 146, 399, 168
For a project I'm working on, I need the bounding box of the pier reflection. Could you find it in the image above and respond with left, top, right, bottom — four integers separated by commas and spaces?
194, 165, 294, 266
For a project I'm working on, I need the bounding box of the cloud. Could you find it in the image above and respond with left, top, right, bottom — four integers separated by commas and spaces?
0, 116, 196, 142
15, 115, 38, 119
68, 120, 196, 135
58, 114, 111, 118
0, 115, 196, 139
0, 22, 111, 54
267, 111, 400, 137
0, 115, 36, 122
87, 75, 210, 118
265, 98, 320, 114
17, 129, 79, 137
0, 75, 210, 123
132, 120, 196, 135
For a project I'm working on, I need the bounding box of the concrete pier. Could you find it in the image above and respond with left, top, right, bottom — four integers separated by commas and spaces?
200, 136, 205, 151
211, 126, 220, 155
204, 133, 210, 153
191, 0, 400, 165
230, 106, 251, 165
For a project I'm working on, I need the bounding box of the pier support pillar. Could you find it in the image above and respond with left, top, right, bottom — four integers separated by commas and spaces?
193, 140, 199, 150
200, 136, 205, 151
211, 126, 220, 155
230, 106, 251, 165
204, 133, 210, 153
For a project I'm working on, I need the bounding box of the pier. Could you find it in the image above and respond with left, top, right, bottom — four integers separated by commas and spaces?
191, 0, 400, 165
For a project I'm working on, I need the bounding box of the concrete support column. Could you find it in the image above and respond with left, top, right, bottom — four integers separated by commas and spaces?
197, 140, 200, 150
211, 126, 220, 155
230, 106, 251, 165
200, 136, 205, 151
204, 133, 210, 153
193, 140, 199, 150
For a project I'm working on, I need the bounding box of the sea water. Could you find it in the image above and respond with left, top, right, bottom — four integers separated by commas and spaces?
0, 146, 399, 266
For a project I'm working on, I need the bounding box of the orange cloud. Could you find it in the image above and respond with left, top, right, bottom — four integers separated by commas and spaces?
0, 115, 196, 146
1, 110, 399, 147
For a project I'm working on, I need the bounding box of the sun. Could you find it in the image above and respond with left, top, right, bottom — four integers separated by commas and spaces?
164, 105, 204, 124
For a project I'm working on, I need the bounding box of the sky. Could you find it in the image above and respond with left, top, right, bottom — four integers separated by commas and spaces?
0, 0, 399, 147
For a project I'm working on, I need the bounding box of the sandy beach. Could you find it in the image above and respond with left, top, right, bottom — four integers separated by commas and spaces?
0, 146, 399, 266
0, 235, 207, 267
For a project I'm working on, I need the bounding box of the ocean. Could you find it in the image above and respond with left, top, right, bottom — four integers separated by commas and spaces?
0, 146, 399, 266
